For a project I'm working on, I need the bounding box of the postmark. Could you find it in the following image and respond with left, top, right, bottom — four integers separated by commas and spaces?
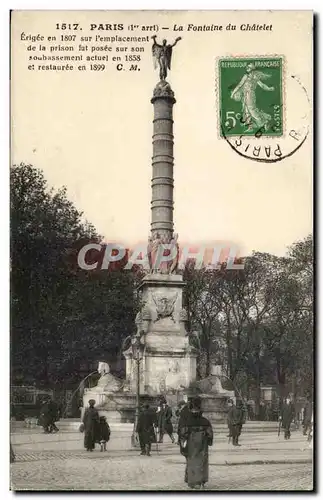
217, 56, 310, 163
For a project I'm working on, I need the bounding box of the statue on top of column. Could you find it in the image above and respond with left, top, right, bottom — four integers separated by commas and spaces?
147, 232, 179, 274
151, 36, 182, 81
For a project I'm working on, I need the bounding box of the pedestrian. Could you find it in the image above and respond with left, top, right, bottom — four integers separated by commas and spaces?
10, 442, 15, 463
308, 410, 313, 449
259, 401, 266, 421
39, 398, 51, 433
279, 396, 295, 440
178, 396, 213, 490
96, 416, 111, 452
247, 400, 254, 421
228, 399, 245, 446
226, 399, 234, 442
302, 395, 313, 436
47, 399, 60, 433
157, 400, 175, 443
176, 399, 192, 445
82, 399, 100, 451
136, 404, 157, 456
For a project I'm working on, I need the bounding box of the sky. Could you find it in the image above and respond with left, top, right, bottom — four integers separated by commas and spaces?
11, 10, 313, 257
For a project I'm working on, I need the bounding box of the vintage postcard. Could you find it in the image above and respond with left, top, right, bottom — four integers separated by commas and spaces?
10, 10, 313, 491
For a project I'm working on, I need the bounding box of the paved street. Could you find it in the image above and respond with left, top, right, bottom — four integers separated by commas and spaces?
10, 428, 313, 491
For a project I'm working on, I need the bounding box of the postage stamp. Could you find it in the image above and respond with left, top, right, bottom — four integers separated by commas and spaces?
219, 57, 284, 137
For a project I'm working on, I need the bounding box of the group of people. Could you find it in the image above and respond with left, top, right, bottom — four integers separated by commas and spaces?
135, 398, 175, 456
27, 393, 312, 491
81, 399, 111, 452
135, 396, 213, 490
228, 395, 313, 443
279, 395, 313, 442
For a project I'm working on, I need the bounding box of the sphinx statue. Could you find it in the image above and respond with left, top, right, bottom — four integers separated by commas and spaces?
190, 364, 234, 397
94, 361, 124, 393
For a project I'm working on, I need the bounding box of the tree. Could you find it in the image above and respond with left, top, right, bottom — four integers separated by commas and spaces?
183, 236, 313, 410
184, 263, 225, 378
261, 236, 313, 399
11, 163, 138, 386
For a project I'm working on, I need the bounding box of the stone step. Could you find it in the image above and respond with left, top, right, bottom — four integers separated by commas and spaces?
11, 418, 292, 433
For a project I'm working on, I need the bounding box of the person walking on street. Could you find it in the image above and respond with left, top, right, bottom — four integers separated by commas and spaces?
279, 396, 295, 440
227, 399, 234, 441
157, 400, 175, 443
47, 399, 60, 433
39, 397, 60, 433
178, 396, 213, 490
176, 399, 192, 445
308, 410, 313, 449
228, 399, 245, 446
302, 395, 313, 436
82, 399, 100, 451
136, 404, 157, 456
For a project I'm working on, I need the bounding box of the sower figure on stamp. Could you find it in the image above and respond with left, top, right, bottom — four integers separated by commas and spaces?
179, 396, 213, 490
151, 36, 182, 81
230, 62, 274, 132
136, 404, 157, 456
279, 396, 295, 440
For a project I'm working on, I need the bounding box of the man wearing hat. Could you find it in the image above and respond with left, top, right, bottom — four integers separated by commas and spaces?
82, 399, 100, 451
178, 396, 213, 490
176, 399, 192, 445
136, 404, 157, 456
279, 395, 295, 440
157, 398, 175, 444
227, 399, 245, 446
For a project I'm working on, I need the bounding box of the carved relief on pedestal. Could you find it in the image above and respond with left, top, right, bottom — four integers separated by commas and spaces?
152, 292, 178, 323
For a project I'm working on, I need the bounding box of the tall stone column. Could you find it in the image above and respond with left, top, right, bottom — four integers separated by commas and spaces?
150, 81, 176, 243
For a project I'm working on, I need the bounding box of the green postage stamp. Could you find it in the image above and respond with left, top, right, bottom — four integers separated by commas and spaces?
218, 57, 284, 137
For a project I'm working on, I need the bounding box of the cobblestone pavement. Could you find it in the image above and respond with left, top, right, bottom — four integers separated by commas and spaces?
10, 431, 313, 491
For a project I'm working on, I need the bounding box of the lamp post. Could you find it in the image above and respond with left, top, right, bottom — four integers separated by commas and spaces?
131, 331, 143, 448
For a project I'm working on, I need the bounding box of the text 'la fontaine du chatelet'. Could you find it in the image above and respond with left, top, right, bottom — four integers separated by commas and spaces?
172, 23, 273, 31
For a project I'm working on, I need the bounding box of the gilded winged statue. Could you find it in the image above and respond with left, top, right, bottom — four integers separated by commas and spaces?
151, 35, 182, 81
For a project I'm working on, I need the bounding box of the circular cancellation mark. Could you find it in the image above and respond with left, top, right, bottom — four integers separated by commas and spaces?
220, 74, 310, 164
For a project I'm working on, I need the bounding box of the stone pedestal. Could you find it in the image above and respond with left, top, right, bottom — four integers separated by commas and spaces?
83, 389, 159, 423
196, 394, 233, 423
124, 273, 197, 395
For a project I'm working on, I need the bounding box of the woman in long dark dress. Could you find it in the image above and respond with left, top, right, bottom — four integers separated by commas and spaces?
82, 399, 100, 451
179, 396, 213, 490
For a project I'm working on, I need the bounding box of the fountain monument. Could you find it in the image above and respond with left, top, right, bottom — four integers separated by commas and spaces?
83, 37, 233, 422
